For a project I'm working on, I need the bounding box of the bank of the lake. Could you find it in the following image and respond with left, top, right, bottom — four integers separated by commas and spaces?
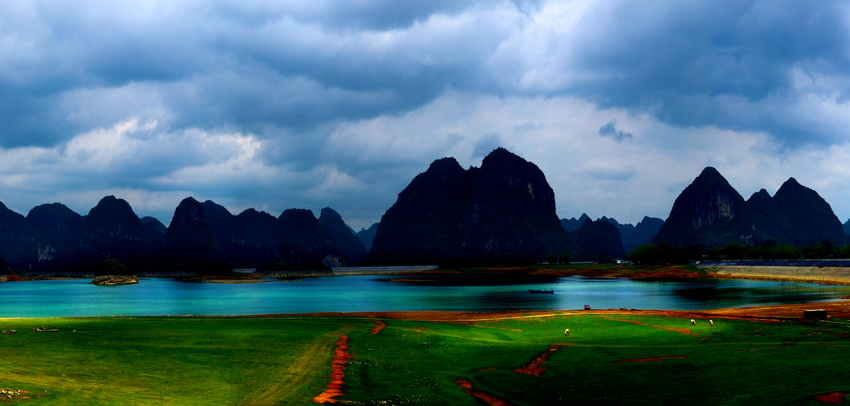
699, 262, 850, 285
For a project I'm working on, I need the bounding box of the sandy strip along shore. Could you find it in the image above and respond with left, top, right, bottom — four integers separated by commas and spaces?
700, 265, 850, 285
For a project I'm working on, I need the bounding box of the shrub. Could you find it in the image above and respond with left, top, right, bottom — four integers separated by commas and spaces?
97, 258, 133, 276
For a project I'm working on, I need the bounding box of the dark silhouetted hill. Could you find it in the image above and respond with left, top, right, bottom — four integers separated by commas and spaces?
770, 178, 846, 244
217, 208, 279, 269
162, 197, 231, 274
140, 216, 167, 235
258, 209, 345, 271
0, 201, 35, 268
357, 223, 379, 251
598, 216, 664, 253
364, 148, 578, 266
561, 213, 590, 233
575, 218, 625, 259
78, 196, 161, 271
319, 207, 367, 266
654, 167, 846, 248
26, 203, 84, 271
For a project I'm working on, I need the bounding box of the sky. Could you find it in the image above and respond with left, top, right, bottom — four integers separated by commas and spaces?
2, 0, 850, 230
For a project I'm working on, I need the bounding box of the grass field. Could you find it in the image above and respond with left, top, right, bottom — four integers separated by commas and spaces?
2, 312, 850, 405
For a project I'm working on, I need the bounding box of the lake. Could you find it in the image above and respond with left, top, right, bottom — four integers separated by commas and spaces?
1, 274, 849, 318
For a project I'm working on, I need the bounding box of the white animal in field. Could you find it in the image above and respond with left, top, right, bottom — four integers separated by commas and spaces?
564, 328, 570, 336
709, 320, 714, 326
690, 319, 696, 325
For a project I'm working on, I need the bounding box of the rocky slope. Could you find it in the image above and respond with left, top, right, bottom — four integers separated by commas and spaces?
161, 197, 231, 274
563, 214, 663, 254
257, 208, 346, 272
574, 218, 625, 259
364, 148, 578, 266
319, 207, 367, 266
654, 167, 846, 248
0, 201, 35, 268
356, 223, 379, 251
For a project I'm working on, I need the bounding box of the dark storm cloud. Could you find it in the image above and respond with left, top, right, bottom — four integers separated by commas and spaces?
0, 1, 506, 150
5, 0, 848, 152
566, 0, 850, 146
598, 120, 632, 142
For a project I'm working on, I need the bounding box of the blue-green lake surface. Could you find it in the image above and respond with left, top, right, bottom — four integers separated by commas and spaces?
1, 274, 849, 318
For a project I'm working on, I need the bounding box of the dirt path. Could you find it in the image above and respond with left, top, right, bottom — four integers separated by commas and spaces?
455, 378, 514, 406
313, 335, 352, 404
370, 321, 386, 335
238, 328, 352, 406
513, 344, 570, 376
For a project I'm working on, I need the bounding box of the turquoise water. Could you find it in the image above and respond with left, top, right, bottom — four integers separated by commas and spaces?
1, 275, 848, 318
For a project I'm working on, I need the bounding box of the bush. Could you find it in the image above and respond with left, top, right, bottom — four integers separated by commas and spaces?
97, 258, 133, 276
628, 242, 697, 264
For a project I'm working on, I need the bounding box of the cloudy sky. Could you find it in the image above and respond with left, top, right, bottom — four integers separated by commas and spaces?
2, 0, 850, 230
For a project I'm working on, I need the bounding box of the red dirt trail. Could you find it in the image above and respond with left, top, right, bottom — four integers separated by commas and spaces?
370, 320, 386, 335
512, 344, 570, 376
313, 335, 351, 404
813, 392, 846, 404
455, 378, 514, 406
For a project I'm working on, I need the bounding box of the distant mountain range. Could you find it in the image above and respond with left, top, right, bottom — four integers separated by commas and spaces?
653, 167, 847, 248
561, 214, 664, 253
0, 196, 366, 273
2, 150, 848, 273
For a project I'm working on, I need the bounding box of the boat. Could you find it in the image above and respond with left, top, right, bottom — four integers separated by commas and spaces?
528, 289, 554, 294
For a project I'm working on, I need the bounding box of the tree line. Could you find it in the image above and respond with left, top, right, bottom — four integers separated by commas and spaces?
628, 240, 850, 264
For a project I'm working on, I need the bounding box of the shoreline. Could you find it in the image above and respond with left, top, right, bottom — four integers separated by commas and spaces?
5, 300, 850, 322
698, 264, 850, 285
6, 263, 850, 286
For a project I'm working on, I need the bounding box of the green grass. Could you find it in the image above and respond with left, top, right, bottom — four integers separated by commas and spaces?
2, 314, 850, 405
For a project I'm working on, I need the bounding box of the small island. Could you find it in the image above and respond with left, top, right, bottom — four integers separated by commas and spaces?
91, 259, 138, 285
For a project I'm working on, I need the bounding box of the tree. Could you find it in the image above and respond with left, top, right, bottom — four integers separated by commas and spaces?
97, 258, 132, 276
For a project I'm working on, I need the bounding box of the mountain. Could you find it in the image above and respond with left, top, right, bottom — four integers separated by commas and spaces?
140, 216, 167, 235
162, 197, 230, 274
654, 167, 846, 248
561, 214, 591, 233
653, 167, 750, 248
574, 218, 625, 259
0, 201, 35, 268
630, 217, 665, 251
563, 215, 664, 253
318, 207, 367, 266
598, 216, 664, 253
217, 208, 279, 268
357, 223, 379, 251
845, 219, 850, 235
770, 178, 846, 244
78, 196, 162, 271
201, 200, 234, 226
364, 147, 578, 266
259, 209, 345, 271
26, 203, 84, 269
